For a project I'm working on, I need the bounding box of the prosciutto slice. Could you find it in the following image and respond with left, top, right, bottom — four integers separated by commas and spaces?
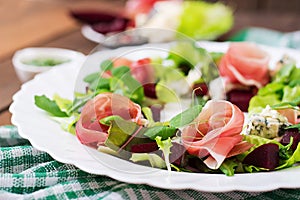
219, 42, 270, 88
75, 92, 142, 148
278, 108, 298, 124
182, 100, 253, 169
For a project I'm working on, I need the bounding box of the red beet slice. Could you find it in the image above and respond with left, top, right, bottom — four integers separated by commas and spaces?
70, 10, 118, 24
243, 143, 279, 170
227, 89, 256, 112
150, 105, 161, 122
92, 18, 129, 34
143, 83, 157, 99
280, 128, 300, 151
130, 142, 158, 153
193, 82, 208, 96
169, 142, 186, 166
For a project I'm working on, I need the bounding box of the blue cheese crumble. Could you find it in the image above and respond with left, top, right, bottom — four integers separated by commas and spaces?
246, 106, 291, 139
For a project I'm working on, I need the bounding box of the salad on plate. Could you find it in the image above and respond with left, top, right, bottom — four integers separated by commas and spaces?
72, 0, 233, 44
34, 41, 300, 176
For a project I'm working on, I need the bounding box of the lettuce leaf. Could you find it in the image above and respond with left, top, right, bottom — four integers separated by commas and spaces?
51, 114, 80, 134
248, 94, 281, 114
177, 1, 233, 40
276, 143, 300, 170
282, 85, 300, 102
219, 159, 239, 176
155, 137, 173, 172
130, 153, 166, 169
155, 82, 179, 103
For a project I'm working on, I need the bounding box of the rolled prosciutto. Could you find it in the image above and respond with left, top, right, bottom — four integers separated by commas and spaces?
182, 100, 253, 169
75, 92, 142, 148
219, 42, 270, 88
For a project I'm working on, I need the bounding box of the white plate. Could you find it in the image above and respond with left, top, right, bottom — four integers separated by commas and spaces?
81, 25, 106, 43
10, 41, 300, 192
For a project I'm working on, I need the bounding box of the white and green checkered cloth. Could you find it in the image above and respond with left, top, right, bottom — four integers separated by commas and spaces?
1, 125, 300, 200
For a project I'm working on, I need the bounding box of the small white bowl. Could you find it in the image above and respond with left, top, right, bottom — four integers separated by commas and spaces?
12, 47, 85, 83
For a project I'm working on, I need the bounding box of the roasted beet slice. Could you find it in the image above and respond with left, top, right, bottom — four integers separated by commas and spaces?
143, 83, 157, 99
280, 128, 300, 151
243, 143, 279, 170
193, 82, 208, 96
70, 10, 117, 24
92, 18, 129, 34
227, 89, 256, 112
169, 142, 186, 166
130, 142, 158, 153
150, 105, 161, 122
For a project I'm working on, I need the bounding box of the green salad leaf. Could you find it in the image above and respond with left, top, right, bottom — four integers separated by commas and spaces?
177, 1, 233, 40
130, 153, 166, 169
249, 56, 299, 114
282, 86, 300, 102
169, 104, 203, 128
34, 95, 68, 117
51, 114, 79, 134
276, 143, 300, 170
155, 137, 173, 172
144, 126, 177, 140
219, 159, 239, 176
104, 118, 151, 153
155, 82, 179, 103
100, 60, 113, 71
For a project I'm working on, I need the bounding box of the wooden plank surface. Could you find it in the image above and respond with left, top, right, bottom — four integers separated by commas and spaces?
0, 0, 125, 60
0, 111, 12, 125
0, 0, 125, 125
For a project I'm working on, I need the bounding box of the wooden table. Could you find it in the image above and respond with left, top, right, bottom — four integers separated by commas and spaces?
1, 0, 300, 126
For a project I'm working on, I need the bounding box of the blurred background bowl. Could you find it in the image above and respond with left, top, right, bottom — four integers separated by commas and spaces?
12, 47, 85, 83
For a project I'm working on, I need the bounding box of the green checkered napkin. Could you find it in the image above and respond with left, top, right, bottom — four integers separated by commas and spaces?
1, 125, 300, 200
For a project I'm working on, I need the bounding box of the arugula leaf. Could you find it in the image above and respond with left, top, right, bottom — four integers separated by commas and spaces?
83, 72, 99, 84
155, 136, 173, 172
285, 123, 300, 130
34, 95, 68, 117
104, 118, 151, 152
68, 93, 94, 114
144, 126, 177, 140
109, 71, 144, 104
130, 153, 166, 168
111, 66, 130, 78
100, 60, 113, 71
169, 104, 202, 128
